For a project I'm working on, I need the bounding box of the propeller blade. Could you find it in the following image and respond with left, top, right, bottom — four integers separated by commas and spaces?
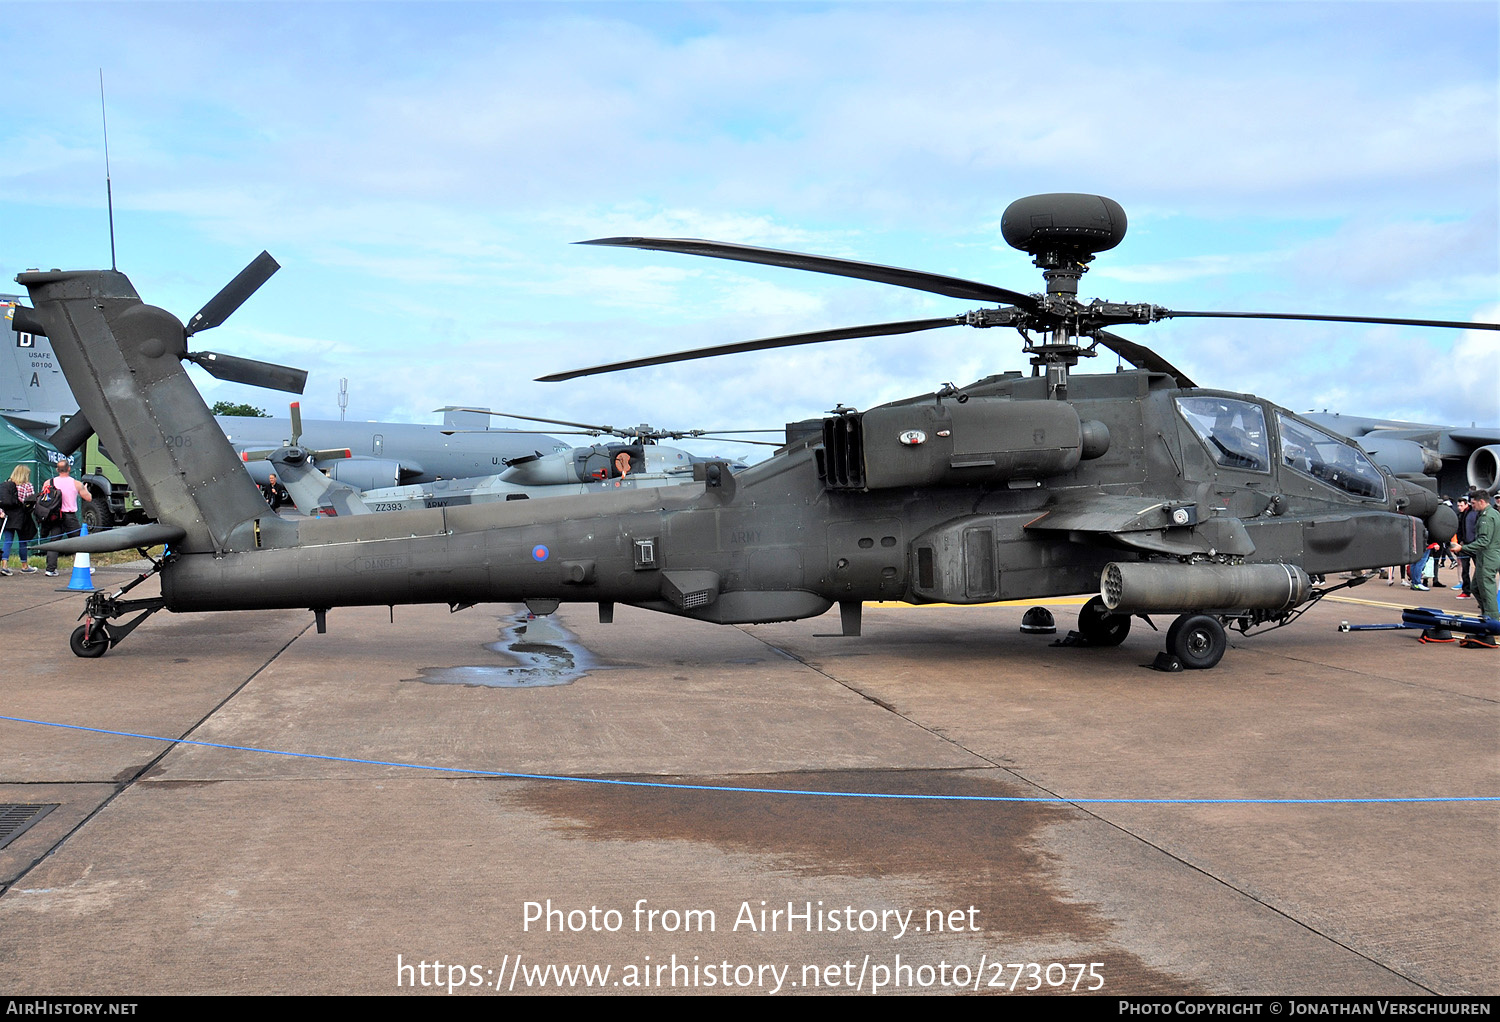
539, 317, 962, 382
187, 351, 308, 394
290, 401, 303, 446
185, 251, 280, 336
1158, 310, 1500, 331
581, 237, 1040, 310
1094, 330, 1197, 388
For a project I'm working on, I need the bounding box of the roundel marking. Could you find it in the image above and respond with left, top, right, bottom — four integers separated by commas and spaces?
532, 544, 549, 561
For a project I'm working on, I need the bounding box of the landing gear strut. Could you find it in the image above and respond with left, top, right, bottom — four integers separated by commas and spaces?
69, 552, 170, 658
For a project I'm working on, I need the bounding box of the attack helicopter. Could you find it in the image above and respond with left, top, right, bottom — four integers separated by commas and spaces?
14, 194, 1492, 668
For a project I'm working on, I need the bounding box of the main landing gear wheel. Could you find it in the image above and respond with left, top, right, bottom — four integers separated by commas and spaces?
1078, 595, 1131, 646
70, 622, 111, 659
1166, 614, 1227, 670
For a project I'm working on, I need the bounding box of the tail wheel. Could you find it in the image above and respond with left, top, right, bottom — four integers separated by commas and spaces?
1166, 614, 1227, 670
1078, 595, 1132, 646
70, 622, 111, 659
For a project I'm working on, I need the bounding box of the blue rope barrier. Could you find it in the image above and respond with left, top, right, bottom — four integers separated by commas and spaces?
3, 714, 1496, 804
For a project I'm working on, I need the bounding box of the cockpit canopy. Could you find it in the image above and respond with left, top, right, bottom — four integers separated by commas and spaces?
1175, 396, 1386, 501
1275, 412, 1385, 500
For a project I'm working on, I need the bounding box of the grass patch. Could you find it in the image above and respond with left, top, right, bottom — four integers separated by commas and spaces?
3, 546, 166, 571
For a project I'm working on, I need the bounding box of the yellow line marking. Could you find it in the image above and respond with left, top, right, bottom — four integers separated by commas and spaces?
1326, 594, 1439, 611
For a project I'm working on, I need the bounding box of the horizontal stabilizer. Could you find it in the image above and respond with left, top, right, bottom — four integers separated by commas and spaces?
38, 523, 187, 555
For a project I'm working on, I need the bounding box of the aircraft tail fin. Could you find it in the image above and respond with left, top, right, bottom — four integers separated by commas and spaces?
262, 447, 373, 516
1, 300, 78, 436
15, 268, 291, 553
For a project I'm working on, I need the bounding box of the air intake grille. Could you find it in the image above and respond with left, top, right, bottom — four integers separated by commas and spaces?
821, 415, 865, 490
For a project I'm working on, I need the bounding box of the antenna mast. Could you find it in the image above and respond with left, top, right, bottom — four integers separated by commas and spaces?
99, 70, 116, 270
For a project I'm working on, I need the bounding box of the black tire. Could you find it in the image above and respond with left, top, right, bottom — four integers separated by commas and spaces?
1166, 614, 1227, 670
80, 496, 109, 533
70, 622, 111, 658
1078, 595, 1131, 646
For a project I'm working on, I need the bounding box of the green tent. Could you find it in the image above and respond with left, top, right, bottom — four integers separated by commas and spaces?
0, 418, 60, 492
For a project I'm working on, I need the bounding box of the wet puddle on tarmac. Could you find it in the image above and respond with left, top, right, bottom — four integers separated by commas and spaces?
406, 613, 603, 688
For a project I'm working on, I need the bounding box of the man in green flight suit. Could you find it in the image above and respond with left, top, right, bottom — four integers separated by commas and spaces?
1460, 490, 1499, 634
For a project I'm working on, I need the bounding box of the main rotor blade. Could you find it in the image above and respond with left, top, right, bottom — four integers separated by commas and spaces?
689, 435, 783, 447
1094, 330, 1197, 388
187, 351, 308, 394
490, 411, 622, 434
1159, 310, 1500, 331
671, 428, 785, 435
185, 251, 280, 336
539, 316, 962, 382
581, 237, 1040, 311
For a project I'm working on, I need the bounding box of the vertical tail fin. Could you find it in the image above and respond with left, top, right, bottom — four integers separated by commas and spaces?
17, 268, 288, 553
1, 301, 78, 434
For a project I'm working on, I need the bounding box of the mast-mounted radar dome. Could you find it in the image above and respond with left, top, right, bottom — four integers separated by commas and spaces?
1001, 193, 1127, 296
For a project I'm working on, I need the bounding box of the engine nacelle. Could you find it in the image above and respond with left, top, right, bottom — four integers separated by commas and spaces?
1467, 445, 1500, 492
501, 451, 583, 486
1102, 562, 1312, 614
1359, 436, 1441, 477
325, 458, 404, 490
1425, 504, 1459, 546
821, 398, 1108, 491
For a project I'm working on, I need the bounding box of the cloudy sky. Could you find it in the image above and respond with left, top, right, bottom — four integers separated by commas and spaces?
1, 1, 1495, 459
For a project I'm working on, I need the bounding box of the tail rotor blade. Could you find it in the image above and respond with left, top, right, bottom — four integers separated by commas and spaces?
185, 251, 280, 336
187, 351, 308, 394
290, 401, 303, 445
49, 412, 95, 456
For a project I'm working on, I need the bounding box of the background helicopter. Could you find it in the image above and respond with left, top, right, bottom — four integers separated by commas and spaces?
15, 194, 1492, 668
251, 405, 770, 515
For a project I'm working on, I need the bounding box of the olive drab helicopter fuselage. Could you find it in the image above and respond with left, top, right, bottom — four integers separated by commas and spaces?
13, 193, 1488, 667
